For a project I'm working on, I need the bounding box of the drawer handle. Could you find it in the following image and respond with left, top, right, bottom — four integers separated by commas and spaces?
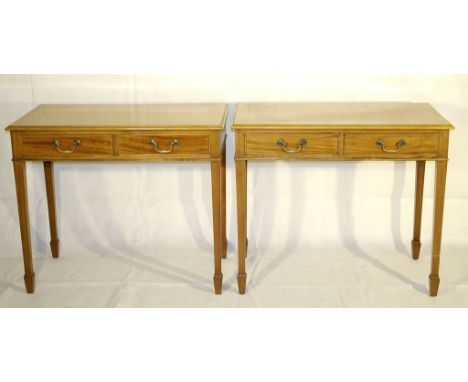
277, 138, 307, 153
52, 139, 81, 154
148, 139, 179, 154
376, 138, 406, 153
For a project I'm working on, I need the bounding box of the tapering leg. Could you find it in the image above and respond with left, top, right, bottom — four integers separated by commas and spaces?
236, 159, 247, 294
13, 161, 35, 293
220, 142, 227, 259
245, 162, 248, 257
44, 161, 60, 258
412, 160, 425, 259
211, 159, 223, 294
429, 160, 448, 296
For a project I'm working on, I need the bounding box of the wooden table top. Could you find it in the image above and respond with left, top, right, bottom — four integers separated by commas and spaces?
7, 103, 228, 131
232, 102, 453, 130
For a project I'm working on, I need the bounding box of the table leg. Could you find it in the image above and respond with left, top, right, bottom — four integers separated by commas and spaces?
211, 159, 223, 294
429, 160, 448, 296
44, 162, 60, 258
13, 161, 35, 293
220, 142, 227, 259
412, 160, 425, 260
236, 159, 247, 294
245, 160, 248, 258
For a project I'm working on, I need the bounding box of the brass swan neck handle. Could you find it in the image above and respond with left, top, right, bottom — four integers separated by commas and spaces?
52, 139, 81, 154
376, 138, 406, 153
148, 139, 179, 154
277, 138, 307, 153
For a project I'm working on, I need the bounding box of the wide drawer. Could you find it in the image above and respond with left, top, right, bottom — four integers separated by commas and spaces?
244, 133, 339, 158
118, 134, 210, 157
344, 133, 439, 158
21, 134, 113, 159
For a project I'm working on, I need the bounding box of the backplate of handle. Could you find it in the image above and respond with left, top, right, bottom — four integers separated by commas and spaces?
148, 139, 179, 154
52, 139, 81, 154
376, 138, 406, 153
277, 138, 307, 153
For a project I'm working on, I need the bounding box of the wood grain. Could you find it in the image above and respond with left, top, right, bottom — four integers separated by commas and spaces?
234, 102, 452, 297
119, 134, 209, 158
344, 133, 439, 159
13, 161, 35, 293
44, 162, 59, 258
7, 104, 228, 131
429, 160, 448, 296
211, 159, 223, 294
245, 133, 339, 158
233, 102, 453, 129
21, 134, 113, 159
236, 159, 248, 294
220, 136, 227, 259
412, 161, 425, 260
7, 103, 228, 294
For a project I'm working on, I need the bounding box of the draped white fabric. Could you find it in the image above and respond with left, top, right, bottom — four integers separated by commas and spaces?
1, 74, 468, 307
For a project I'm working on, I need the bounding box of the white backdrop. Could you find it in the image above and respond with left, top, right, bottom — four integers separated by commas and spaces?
1, 74, 467, 307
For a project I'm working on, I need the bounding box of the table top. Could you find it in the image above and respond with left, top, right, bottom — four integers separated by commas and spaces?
6, 103, 228, 131
232, 102, 453, 130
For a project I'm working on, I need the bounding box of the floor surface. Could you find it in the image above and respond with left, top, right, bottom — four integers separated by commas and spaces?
1, 242, 467, 307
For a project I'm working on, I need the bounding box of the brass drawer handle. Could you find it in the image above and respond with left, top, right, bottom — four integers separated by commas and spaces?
376, 138, 406, 153
148, 139, 179, 154
277, 138, 307, 153
52, 139, 81, 154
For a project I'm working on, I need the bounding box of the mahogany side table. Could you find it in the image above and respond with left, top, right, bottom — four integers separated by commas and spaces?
233, 102, 453, 296
6, 103, 228, 294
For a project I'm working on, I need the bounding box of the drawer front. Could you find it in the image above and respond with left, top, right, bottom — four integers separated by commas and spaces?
118, 134, 210, 158
245, 133, 339, 158
344, 133, 439, 158
21, 134, 113, 159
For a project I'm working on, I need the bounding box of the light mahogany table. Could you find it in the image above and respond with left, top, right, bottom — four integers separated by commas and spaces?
233, 102, 453, 296
6, 103, 228, 294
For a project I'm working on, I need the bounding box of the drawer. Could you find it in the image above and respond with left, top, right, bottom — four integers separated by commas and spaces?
344, 133, 439, 158
118, 134, 210, 158
21, 134, 113, 159
245, 133, 339, 158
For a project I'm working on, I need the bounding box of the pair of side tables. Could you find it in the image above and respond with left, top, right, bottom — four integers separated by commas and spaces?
6, 103, 453, 296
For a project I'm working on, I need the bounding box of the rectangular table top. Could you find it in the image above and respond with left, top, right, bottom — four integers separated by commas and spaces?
6, 103, 228, 131
232, 102, 453, 130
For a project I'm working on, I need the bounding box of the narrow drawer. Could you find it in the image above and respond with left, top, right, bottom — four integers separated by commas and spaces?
344, 133, 439, 158
245, 133, 339, 158
118, 134, 210, 158
21, 134, 113, 159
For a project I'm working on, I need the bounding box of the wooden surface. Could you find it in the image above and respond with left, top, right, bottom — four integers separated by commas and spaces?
343, 133, 439, 158
21, 134, 114, 159
245, 133, 339, 158
430, 160, 448, 296
15, 130, 221, 162
233, 102, 453, 129
211, 158, 223, 295
236, 130, 446, 161
235, 160, 248, 295
234, 102, 452, 296
220, 137, 227, 259
8, 103, 228, 295
7, 104, 228, 130
412, 161, 425, 260
13, 161, 35, 293
44, 162, 59, 259
10, 103, 227, 162
118, 134, 210, 157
